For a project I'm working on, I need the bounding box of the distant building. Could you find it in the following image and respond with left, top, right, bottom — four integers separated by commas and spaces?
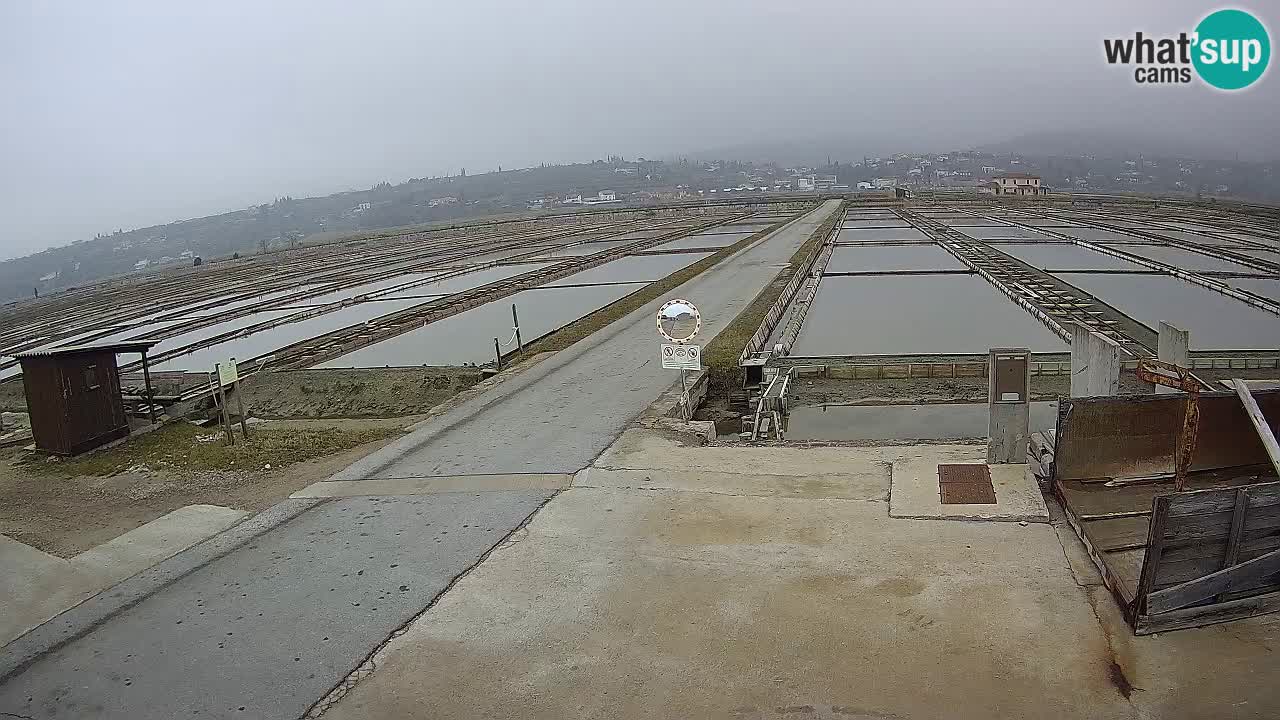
582, 190, 618, 205
813, 174, 838, 190
991, 173, 1045, 196
427, 196, 458, 207
856, 181, 873, 190
796, 177, 815, 191
872, 178, 896, 189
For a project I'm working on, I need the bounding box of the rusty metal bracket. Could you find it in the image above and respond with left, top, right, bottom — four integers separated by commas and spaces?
1136, 359, 1202, 491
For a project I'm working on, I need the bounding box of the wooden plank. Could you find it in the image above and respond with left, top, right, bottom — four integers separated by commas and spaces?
1162, 503, 1280, 544
1137, 589, 1280, 635
1166, 479, 1280, 517
1233, 378, 1280, 480
1081, 516, 1149, 552
1058, 473, 1267, 518
1134, 496, 1171, 613
1104, 548, 1145, 601
1221, 489, 1250, 571
1146, 547, 1280, 614
1054, 478, 1137, 609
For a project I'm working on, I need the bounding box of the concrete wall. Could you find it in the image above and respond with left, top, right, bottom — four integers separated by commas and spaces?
1070, 325, 1122, 397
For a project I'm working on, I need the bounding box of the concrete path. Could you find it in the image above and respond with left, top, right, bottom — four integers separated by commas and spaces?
0, 200, 840, 720
319, 428, 1280, 720
329, 199, 840, 478
1, 505, 247, 647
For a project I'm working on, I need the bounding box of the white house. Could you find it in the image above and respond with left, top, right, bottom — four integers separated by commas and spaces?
991, 173, 1044, 196
873, 177, 896, 189
856, 181, 873, 190
796, 177, 816, 191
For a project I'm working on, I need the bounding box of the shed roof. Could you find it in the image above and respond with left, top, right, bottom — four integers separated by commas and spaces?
13, 340, 160, 360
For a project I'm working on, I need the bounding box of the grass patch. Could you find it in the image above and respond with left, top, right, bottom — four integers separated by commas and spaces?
21, 422, 403, 478
700, 201, 846, 389
515, 213, 803, 357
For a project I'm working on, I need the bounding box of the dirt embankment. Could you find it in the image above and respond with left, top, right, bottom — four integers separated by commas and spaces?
0, 418, 410, 556
238, 366, 483, 418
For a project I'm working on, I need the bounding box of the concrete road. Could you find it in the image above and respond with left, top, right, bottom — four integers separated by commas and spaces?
320, 428, 1280, 720
332, 198, 841, 478
0, 200, 840, 720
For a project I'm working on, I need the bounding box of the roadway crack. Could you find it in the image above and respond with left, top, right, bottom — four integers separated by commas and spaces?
1, 711, 36, 720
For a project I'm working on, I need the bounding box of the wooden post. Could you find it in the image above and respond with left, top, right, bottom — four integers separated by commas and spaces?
1233, 378, 1280, 479
512, 303, 523, 353
214, 364, 233, 446
233, 380, 250, 439
140, 349, 157, 424
494, 337, 502, 370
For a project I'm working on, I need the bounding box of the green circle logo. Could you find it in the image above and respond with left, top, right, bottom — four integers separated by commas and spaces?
1193, 9, 1270, 90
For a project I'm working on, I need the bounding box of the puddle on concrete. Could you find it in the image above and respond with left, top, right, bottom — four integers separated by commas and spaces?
1055, 272, 1280, 349
990, 243, 1145, 271
825, 244, 965, 273
315, 282, 645, 368
791, 275, 1067, 356
784, 401, 1059, 441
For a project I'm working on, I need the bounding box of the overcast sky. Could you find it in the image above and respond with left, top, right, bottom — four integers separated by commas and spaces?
1, 0, 1276, 260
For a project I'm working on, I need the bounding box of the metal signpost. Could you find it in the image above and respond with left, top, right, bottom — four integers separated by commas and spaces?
656, 298, 702, 419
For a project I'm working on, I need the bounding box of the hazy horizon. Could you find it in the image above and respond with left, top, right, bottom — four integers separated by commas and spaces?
3, 0, 1278, 261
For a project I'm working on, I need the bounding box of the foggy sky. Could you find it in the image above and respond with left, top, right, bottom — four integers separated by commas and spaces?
2, 0, 1277, 260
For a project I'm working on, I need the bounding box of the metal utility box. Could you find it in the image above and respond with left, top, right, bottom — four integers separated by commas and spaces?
14, 341, 158, 456
988, 348, 1031, 464
990, 348, 1030, 403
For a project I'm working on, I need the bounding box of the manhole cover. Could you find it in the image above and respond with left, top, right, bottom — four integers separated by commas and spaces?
938, 463, 996, 505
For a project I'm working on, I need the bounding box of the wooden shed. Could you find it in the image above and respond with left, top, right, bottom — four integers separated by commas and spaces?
13, 341, 159, 456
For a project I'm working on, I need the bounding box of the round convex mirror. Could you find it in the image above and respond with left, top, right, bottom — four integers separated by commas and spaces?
656, 298, 701, 343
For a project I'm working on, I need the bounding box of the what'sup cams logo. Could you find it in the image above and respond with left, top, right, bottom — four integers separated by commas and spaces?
1104, 8, 1270, 90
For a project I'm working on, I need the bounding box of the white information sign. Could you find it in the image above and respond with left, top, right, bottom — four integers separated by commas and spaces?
661, 343, 701, 371
216, 359, 239, 388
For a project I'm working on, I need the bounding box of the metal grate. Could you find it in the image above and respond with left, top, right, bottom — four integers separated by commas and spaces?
938, 463, 997, 504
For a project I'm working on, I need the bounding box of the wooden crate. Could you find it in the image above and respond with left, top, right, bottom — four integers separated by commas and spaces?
1052, 391, 1280, 633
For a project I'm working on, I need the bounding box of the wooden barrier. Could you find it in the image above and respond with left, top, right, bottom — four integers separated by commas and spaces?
1051, 390, 1280, 633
